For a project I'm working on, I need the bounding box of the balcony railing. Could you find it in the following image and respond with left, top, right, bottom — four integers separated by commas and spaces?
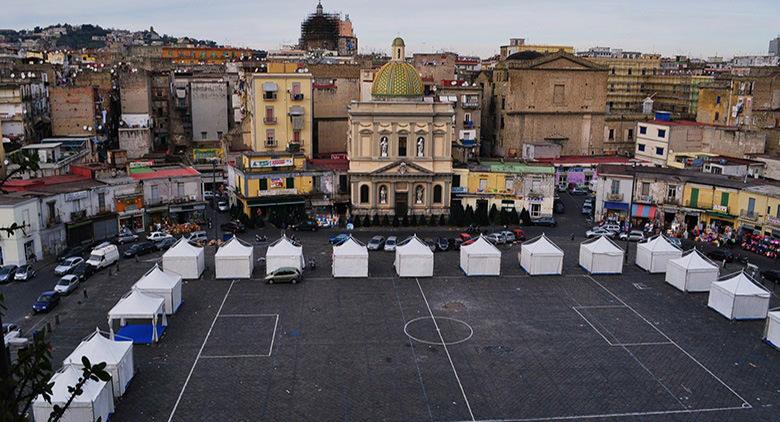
287, 142, 301, 153
265, 139, 277, 147
458, 139, 478, 147
263, 117, 277, 124
290, 93, 305, 101
606, 193, 624, 201
70, 210, 87, 221
263, 92, 277, 101
636, 194, 654, 203
462, 101, 480, 109
664, 197, 681, 205
739, 210, 760, 221
463, 120, 474, 129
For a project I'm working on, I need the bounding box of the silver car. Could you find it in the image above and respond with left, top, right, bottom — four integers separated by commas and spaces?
367, 236, 385, 251
384, 236, 397, 251
54, 275, 79, 295
54, 257, 84, 276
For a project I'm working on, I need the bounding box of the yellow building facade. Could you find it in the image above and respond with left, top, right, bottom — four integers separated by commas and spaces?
249, 64, 313, 158
738, 185, 780, 236
233, 153, 314, 217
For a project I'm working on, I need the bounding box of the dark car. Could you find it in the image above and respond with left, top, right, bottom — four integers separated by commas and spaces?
706, 249, 746, 264
0, 265, 17, 283
553, 200, 565, 214
220, 221, 246, 234
32, 291, 60, 313
760, 269, 780, 284
533, 217, 558, 227
423, 238, 437, 252
70, 262, 94, 281
329, 233, 350, 245
155, 236, 177, 251
56, 244, 88, 262
291, 220, 319, 231
436, 237, 449, 252
123, 241, 157, 258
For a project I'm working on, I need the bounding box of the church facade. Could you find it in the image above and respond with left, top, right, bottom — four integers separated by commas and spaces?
347, 38, 454, 218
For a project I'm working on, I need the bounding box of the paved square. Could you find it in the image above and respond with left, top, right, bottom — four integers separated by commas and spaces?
201, 314, 278, 358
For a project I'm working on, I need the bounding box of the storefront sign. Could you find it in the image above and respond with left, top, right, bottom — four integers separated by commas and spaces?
129, 160, 154, 169
451, 187, 466, 193
270, 177, 285, 188
193, 148, 223, 161
64, 191, 88, 201
712, 204, 728, 213
250, 158, 294, 168
258, 188, 297, 197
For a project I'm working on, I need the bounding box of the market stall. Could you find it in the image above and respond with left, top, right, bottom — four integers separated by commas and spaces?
266, 235, 304, 274
63, 328, 134, 398
332, 236, 369, 278
665, 249, 719, 292
32, 365, 115, 422
162, 238, 205, 279
108, 290, 167, 344
133, 264, 183, 314
635, 235, 682, 273
394, 235, 434, 277
764, 308, 780, 350
708, 271, 771, 320
460, 235, 502, 276
215, 237, 255, 279
579, 235, 624, 274
740, 232, 779, 259
519, 234, 564, 275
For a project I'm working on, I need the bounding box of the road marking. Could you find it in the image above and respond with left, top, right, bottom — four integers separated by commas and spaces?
167, 280, 235, 422
449, 404, 750, 421
415, 278, 476, 422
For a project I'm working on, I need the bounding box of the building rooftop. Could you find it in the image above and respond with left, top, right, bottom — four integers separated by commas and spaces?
477, 161, 555, 174
536, 155, 637, 166
129, 166, 200, 181
307, 158, 349, 171
597, 164, 779, 190
0, 192, 37, 206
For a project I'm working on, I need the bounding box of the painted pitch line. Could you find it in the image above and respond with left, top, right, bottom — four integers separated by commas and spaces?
447, 404, 751, 422
267, 314, 279, 356
584, 275, 752, 408
572, 307, 615, 346
167, 280, 235, 422
416, 278, 476, 422
200, 354, 270, 359
218, 313, 279, 318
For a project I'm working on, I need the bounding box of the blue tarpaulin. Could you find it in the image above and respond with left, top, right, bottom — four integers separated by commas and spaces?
604, 201, 628, 211
116, 324, 167, 345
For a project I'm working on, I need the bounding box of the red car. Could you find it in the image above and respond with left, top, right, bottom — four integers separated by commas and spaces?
512, 228, 525, 241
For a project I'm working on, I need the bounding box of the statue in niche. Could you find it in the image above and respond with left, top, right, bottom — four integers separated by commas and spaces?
379, 185, 388, 204
415, 185, 424, 204
416, 137, 424, 157
379, 137, 388, 157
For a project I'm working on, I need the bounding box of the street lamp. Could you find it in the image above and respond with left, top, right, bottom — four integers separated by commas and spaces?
625, 161, 638, 262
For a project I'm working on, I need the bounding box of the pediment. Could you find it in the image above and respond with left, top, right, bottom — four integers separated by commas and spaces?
377, 122, 393, 135
358, 122, 374, 134
370, 160, 433, 176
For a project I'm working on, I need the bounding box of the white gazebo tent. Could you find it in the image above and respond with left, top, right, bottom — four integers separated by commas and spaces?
763, 308, 780, 350
215, 236, 255, 279
635, 235, 682, 273
460, 235, 501, 276
266, 235, 304, 274
32, 364, 115, 422
707, 271, 771, 320
579, 235, 624, 274
665, 249, 719, 292
63, 328, 134, 398
519, 234, 564, 275
394, 235, 434, 277
107, 290, 167, 344
133, 264, 183, 314
332, 236, 369, 278
162, 238, 205, 279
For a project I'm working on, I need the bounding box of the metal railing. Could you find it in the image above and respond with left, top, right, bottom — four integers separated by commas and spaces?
606, 193, 624, 201
739, 210, 760, 220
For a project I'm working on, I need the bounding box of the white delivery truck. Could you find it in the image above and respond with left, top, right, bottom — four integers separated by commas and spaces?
86, 243, 119, 270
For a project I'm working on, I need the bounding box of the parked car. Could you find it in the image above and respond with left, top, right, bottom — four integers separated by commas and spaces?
706, 249, 746, 264
217, 201, 230, 212
486, 233, 505, 245
14, 264, 35, 282
424, 238, 437, 252
581, 204, 593, 215
70, 262, 94, 281
329, 233, 350, 245
367, 236, 385, 251
761, 269, 780, 284
54, 274, 79, 295
32, 291, 60, 313
570, 186, 589, 195
265, 267, 302, 284
533, 217, 558, 227
499, 231, 516, 243
56, 244, 88, 262
384, 236, 398, 251
220, 221, 246, 234
0, 265, 17, 283
619, 230, 645, 242
155, 237, 177, 251
116, 232, 139, 244
147, 231, 173, 242
185, 231, 208, 243
204, 190, 215, 200
291, 220, 319, 231
3, 323, 21, 345
602, 223, 621, 233
123, 241, 157, 258
553, 200, 565, 214
54, 257, 84, 276
86, 243, 119, 270
436, 237, 449, 251
586, 228, 616, 238
512, 228, 526, 241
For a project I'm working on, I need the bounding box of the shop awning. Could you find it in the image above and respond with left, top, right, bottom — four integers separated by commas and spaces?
632, 204, 656, 219
604, 201, 628, 211
705, 211, 735, 220
262, 82, 278, 92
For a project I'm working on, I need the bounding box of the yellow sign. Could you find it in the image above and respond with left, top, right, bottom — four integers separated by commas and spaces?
193, 148, 224, 161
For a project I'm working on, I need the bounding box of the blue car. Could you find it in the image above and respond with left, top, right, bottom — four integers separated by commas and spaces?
328, 233, 349, 245
32, 291, 60, 314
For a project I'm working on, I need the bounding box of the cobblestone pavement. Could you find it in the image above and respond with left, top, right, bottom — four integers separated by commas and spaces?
4, 195, 779, 421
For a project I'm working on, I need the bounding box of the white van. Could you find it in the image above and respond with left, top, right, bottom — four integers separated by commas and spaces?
86, 243, 119, 269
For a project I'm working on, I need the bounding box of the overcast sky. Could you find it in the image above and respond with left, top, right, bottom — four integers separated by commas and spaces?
4, 0, 778, 58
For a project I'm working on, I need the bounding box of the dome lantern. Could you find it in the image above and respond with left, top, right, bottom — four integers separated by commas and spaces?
371, 37, 422, 99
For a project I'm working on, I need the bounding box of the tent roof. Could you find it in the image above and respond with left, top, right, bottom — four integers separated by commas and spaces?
164, 238, 203, 258
64, 328, 131, 366
215, 236, 253, 258
581, 235, 624, 254
267, 236, 303, 257
461, 235, 501, 256
713, 271, 770, 297
333, 237, 368, 257
396, 235, 433, 256
638, 235, 680, 252
42, 365, 107, 404
769, 309, 780, 323
134, 264, 182, 290
670, 249, 718, 271
522, 234, 564, 256
108, 290, 164, 320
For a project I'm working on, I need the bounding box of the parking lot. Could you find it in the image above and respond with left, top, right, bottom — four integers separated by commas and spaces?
3, 193, 779, 421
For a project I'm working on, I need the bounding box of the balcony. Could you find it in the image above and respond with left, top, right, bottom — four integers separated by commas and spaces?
462, 101, 480, 109
263, 117, 277, 124
290, 93, 305, 101
287, 142, 301, 153
463, 120, 474, 129
70, 210, 87, 221
636, 194, 654, 203
265, 139, 277, 148
739, 210, 760, 221
664, 197, 681, 205
458, 138, 478, 147
263, 92, 277, 101
606, 193, 624, 201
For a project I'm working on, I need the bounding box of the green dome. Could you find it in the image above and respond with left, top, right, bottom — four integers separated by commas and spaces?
371, 61, 423, 98
392, 37, 405, 47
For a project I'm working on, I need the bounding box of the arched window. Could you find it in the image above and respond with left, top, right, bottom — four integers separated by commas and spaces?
433, 185, 443, 203
360, 185, 370, 204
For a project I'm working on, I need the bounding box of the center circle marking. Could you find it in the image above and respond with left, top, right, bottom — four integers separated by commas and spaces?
403, 316, 474, 346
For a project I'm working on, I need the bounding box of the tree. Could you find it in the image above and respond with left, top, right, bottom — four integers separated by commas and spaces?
498, 209, 509, 226
488, 204, 499, 224
463, 205, 475, 226
402, 215, 409, 226
362, 214, 371, 227
438, 214, 446, 226
410, 214, 418, 226
392, 215, 400, 227
520, 208, 532, 225
381, 215, 390, 226
476, 203, 489, 226
510, 208, 520, 225
372, 214, 380, 226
